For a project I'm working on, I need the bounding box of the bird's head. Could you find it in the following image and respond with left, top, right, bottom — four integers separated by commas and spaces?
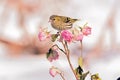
49, 15, 58, 23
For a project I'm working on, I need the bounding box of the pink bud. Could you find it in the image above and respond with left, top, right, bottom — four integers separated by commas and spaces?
49, 66, 61, 77
75, 34, 83, 41
82, 26, 91, 36
38, 32, 47, 41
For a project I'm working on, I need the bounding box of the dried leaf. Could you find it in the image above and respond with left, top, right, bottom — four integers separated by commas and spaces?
51, 34, 59, 42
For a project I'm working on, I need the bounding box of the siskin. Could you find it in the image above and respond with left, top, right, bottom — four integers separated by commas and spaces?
49, 15, 79, 31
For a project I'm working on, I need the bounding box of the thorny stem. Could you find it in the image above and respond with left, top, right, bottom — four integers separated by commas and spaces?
67, 56, 78, 80
62, 41, 78, 80
59, 73, 66, 80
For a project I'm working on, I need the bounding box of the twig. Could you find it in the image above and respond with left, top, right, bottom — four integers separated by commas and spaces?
67, 56, 78, 80
52, 44, 66, 54
59, 73, 66, 80
62, 41, 68, 55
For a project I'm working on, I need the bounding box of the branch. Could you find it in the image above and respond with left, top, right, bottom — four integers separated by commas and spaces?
59, 73, 66, 80
52, 44, 66, 55
63, 41, 78, 80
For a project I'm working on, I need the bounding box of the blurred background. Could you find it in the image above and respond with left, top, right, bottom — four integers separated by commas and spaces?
0, 0, 120, 80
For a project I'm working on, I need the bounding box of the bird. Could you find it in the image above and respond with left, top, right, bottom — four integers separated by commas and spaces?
49, 15, 79, 31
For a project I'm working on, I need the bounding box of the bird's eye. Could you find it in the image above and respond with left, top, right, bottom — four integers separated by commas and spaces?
67, 17, 69, 20
65, 17, 70, 23
53, 18, 55, 20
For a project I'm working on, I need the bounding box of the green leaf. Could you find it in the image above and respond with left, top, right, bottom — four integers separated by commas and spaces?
76, 65, 83, 75
74, 65, 83, 80
51, 34, 59, 42
80, 71, 89, 80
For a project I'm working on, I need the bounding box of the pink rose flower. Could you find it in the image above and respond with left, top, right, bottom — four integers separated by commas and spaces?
61, 30, 73, 43
47, 48, 59, 62
82, 26, 91, 36
49, 66, 61, 77
38, 32, 47, 41
38, 28, 51, 41
75, 33, 83, 41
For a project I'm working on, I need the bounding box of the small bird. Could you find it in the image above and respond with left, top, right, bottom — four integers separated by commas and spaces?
49, 15, 79, 31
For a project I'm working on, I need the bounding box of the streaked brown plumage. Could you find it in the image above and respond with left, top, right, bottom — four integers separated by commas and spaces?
49, 15, 79, 31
